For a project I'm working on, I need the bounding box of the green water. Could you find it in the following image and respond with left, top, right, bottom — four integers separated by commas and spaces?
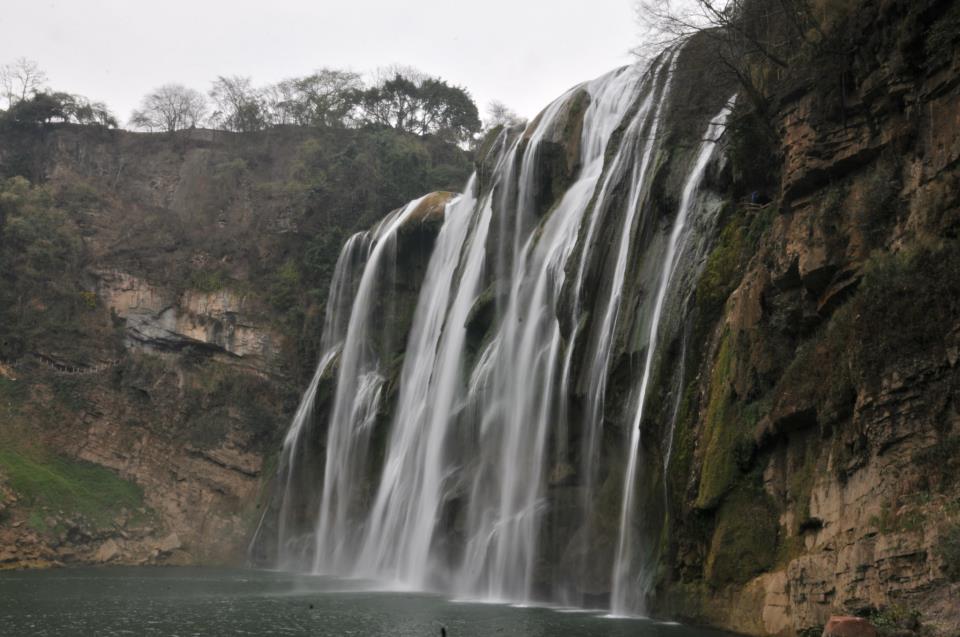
0, 567, 729, 637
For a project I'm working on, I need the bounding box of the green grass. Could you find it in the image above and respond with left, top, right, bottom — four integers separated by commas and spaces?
0, 447, 145, 528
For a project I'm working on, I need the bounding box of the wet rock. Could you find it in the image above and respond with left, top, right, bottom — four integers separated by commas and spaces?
548, 463, 575, 487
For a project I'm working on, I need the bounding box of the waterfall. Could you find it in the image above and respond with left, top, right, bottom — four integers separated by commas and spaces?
454, 57, 688, 605
609, 100, 734, 616
312, 196, 433, 572
255, 46, 736, 616
554, 53, 675, 605
248, 230, 379, 567
353, 176, 486, 585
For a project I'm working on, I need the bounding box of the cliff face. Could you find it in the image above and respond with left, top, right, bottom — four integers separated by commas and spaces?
0, 125, 470, 567
647, 1, 960, 634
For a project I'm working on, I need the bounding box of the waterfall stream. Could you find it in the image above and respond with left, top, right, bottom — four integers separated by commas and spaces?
609, 101, 734, 616
255, 49, 735, 615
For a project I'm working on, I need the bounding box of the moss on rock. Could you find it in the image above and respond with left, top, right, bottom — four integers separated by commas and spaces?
401, 191, 454, 229
705, 486, 779, 587
696, 334, 752, 509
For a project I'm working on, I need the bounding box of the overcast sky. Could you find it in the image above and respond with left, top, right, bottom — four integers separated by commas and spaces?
2, 0, 640, 126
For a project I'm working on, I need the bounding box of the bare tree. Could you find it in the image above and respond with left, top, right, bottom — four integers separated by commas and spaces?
208, 76, 267, 132
129, 84, 207, 132
368, 64, 430, 90
632, 0, 850, 192
485, 101, 525, 130
0, 58, 48, 108
260, 81, 299, 126
633, 0, 826, 89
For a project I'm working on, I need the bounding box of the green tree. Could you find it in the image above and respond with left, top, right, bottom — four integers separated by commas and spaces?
2, 92, 116, 129
355, 70, 481, 144
273, 69, 364, 127
0, 176, 85, 358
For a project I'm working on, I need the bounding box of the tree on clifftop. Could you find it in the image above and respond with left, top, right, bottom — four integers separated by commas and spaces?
208, 76, 268, 133
484, 100, 525, 130
2, 92, 116, 128
129, 84, 207, 132
355, 68, 481, 144
0, 58, 48, 109
270, 69, 364, 127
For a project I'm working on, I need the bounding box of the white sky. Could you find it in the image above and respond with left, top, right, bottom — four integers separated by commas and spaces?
1, 0, 640, 125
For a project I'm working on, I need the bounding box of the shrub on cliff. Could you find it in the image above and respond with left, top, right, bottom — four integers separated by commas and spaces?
0, 91, 116, 129
0, 176, 93, 360
845, 244, 960, 384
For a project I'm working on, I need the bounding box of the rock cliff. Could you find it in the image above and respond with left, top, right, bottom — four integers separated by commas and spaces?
0, 125, 470, 567
645, 1, 960, 634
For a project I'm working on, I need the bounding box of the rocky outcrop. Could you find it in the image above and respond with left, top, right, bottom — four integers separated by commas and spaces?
97, 269, 280, 367
0, 502, 190, 570
0, 124, 469, 569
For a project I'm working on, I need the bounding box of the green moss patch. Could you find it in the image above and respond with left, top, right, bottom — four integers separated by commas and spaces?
705, 486, 779, 587
0, 447, 144, 527
695, 334, 763, 509
188, 268, 230, 293
0, 377, 28, 415
696, 202, 776, 330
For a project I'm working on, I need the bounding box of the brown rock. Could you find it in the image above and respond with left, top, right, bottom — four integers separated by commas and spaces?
155, 532, 182, 554
822, 616, 879, 637
93, 539, 120, 563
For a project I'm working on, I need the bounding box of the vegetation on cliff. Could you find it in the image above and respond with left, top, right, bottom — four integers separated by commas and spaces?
0, 446, 145, 530
0, 73, 473, 565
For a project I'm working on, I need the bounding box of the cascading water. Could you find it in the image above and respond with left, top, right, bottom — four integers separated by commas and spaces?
249, 230, 381, 567
311, 196, 432, 573
554, 53, 675, 605
609, 101, 735, 616
254, 44, 736, 616
455, 62, 660, 603
354, 177, 485, 585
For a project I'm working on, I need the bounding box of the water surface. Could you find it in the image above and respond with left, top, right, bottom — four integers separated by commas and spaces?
0, 567, 729, 637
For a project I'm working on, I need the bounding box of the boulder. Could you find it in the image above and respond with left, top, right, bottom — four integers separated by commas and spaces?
822, 616, 879, 637
94, 539, 120, 563
156, 532, 182, 554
